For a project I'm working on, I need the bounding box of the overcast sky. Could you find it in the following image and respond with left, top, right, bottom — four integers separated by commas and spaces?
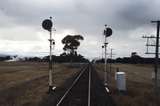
0, 0, 160, 59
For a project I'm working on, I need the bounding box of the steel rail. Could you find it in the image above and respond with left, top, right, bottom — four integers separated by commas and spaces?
56, 65, 89, 106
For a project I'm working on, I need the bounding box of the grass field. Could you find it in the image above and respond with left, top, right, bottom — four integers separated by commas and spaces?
0, 62, 159, 106
95, 63, 160, 106
0, 62, 80, 106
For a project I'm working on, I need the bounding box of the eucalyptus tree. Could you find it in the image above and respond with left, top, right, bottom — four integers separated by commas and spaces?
62, 35, 84, 56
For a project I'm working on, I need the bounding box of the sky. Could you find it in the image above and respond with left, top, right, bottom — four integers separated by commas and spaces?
0, 0, 160, 59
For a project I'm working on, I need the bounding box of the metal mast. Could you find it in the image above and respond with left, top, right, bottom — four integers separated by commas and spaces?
42, 17, 56, 93
104, 35, 108, 86
102, 45, 104, 60
103, 24, 112, 86
109, 48, 113, 83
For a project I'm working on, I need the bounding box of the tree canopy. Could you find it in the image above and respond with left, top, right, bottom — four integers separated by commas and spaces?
62, 35, 84, 55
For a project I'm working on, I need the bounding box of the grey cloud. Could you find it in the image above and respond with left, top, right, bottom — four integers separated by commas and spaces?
0, 0, 160, 57
1, 0, 159, 30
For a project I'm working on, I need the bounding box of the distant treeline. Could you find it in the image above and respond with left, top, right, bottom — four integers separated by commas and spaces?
0, 55, 11, 61
96, 55, 156, 64
25, 54, 89, 63
0, 54, 89, 63
1, 52, 158, 64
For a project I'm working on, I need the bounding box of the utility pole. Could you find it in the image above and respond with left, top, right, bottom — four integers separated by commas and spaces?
151, 20, 160, 93
103, 24, 112, 86
142, 35, 157, 54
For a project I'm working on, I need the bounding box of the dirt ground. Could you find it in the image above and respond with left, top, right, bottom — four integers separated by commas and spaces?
0, 62, 81, 106
95, 63, 160, 106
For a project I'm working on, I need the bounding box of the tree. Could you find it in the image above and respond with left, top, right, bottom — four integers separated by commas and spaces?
62, 35, 84, 55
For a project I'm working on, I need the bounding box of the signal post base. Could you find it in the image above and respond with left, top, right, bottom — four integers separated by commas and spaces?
47, 86, 56, 94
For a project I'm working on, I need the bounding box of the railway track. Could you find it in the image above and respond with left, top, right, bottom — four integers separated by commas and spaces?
56, 63, 115, 106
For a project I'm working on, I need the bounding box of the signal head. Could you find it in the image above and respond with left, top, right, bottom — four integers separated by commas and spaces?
42, 19, 53, 31
104, 27, 112, 37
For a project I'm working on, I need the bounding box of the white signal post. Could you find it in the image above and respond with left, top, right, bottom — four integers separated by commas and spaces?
49, 17, 56, 92
103, 24, 112, 86
42, 17, 56, 93
104, 36, 108, 86
102, 45, 104, 60
49, 17, 53, 92
109, 48, 114, 83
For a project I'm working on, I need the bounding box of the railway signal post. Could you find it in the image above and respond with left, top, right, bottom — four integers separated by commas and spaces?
103, 25, 112, 86
42, 17, 56, 93
109, 48, 114, 83
102, 45, 104, 60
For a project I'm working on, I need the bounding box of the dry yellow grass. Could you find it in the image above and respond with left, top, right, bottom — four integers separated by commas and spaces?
95, 63, 160, 106
1, 62, 159, 106
0, 62, 80, 106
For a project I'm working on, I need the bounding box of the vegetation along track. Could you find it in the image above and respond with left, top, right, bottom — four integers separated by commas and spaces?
56, 63, 115, 106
